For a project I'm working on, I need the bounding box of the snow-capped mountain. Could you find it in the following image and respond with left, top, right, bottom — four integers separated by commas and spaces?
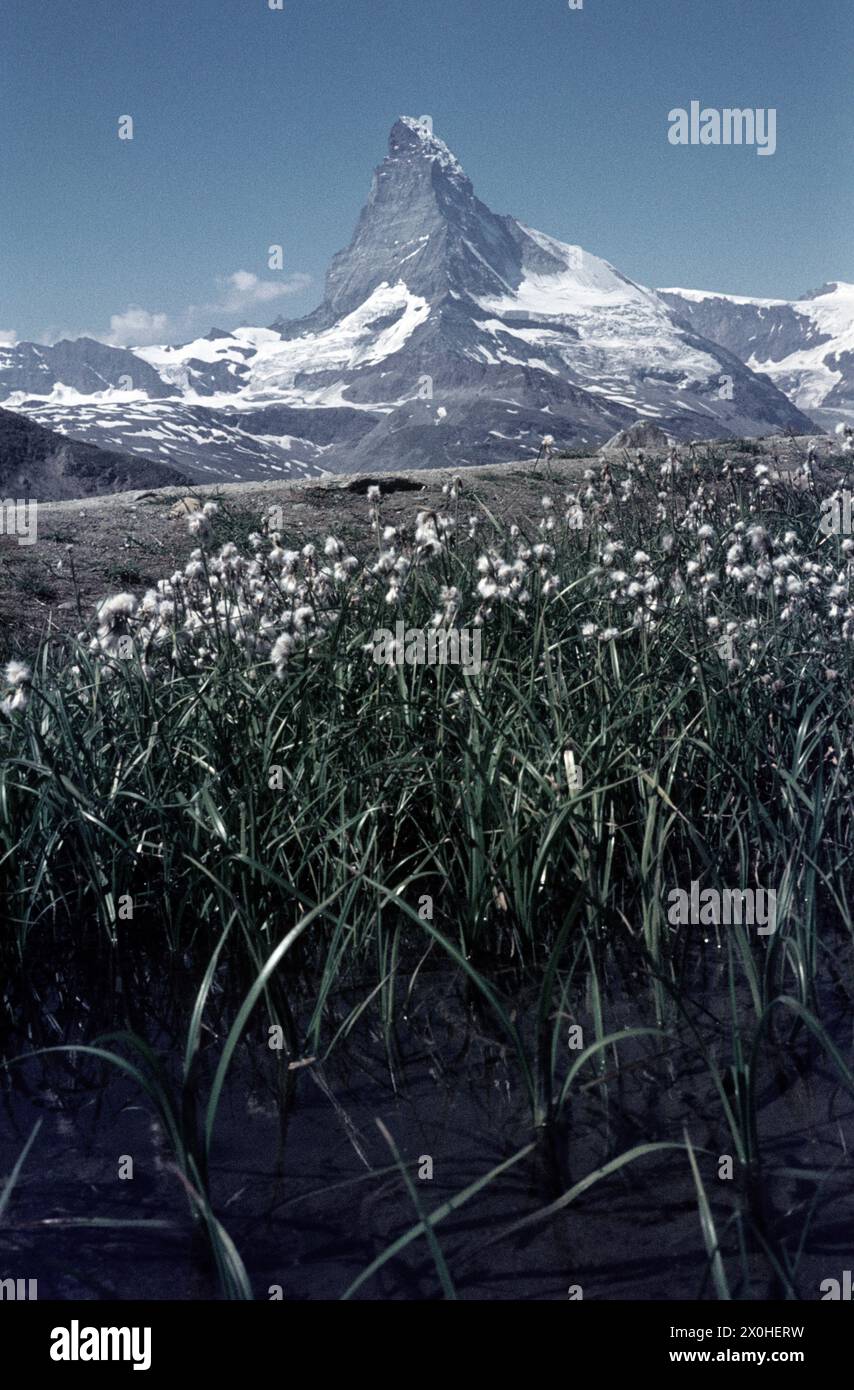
657, 283, 854, 433
2, 117, 819, 479
0, 336, 173, 399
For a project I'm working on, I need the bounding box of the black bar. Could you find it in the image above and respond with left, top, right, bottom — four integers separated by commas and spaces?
1, 1299, 845, 1378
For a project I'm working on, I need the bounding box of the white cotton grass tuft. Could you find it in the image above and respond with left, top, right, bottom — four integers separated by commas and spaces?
93, 593, 138, 657
5, 661, 31, 687
31, 444, 849, 706
1, 660, 32, 715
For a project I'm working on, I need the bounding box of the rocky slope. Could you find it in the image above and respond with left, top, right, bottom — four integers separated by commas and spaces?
0, 406, 189, 501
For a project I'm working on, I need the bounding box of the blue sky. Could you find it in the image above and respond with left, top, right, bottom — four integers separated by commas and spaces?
1, 0, 851, 345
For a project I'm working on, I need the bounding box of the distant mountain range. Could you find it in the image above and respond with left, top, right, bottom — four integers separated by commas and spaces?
0, 407, 189, 501
3, 117, 844, 483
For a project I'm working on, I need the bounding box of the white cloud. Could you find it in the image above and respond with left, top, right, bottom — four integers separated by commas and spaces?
0, 330, 18, 347
208, 269, 313, 315
61, 268, 313, 349
105, 306, 173, 347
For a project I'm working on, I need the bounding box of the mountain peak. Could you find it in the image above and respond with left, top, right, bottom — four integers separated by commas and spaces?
298, 113, 505, 320
389, 116, 467, 181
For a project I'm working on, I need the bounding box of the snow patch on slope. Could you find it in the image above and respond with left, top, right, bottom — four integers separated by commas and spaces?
476, 228, 722, 397
245, 281, 430, 401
